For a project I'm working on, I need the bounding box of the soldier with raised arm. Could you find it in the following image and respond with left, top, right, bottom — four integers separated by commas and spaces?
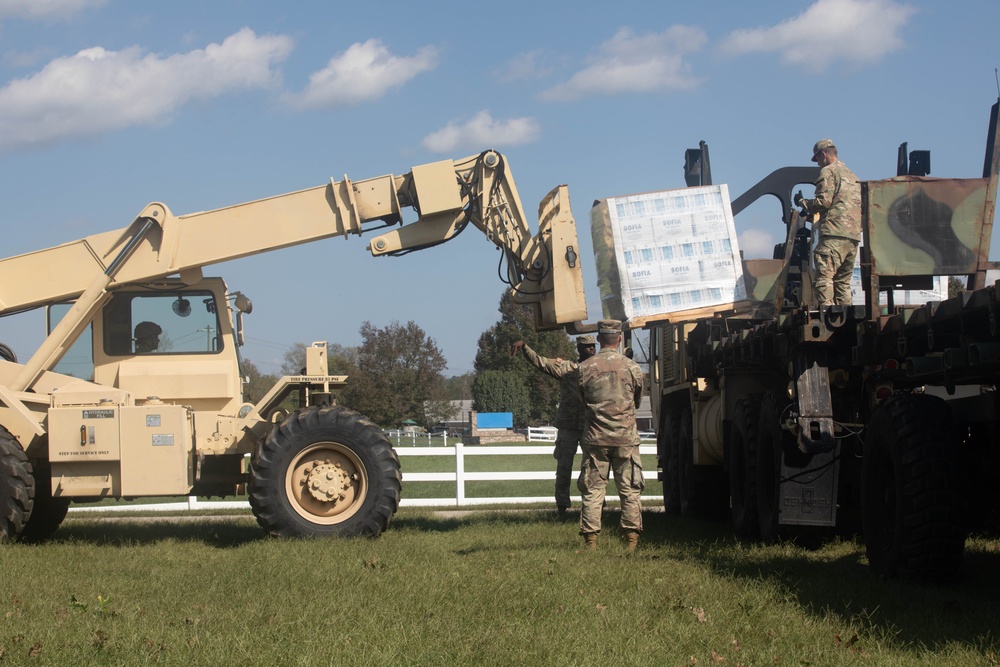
576, 319, 645, 553
512, 335, 597, 518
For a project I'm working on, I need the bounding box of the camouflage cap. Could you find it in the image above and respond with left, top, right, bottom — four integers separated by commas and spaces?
575, 334, 596, 345
597, 319, 622, 335
811, 138, 835, 162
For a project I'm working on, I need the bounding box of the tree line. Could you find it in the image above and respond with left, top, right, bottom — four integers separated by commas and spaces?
243, 290, 578, 429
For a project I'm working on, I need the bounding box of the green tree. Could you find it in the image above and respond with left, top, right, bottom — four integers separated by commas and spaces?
472, 370, 530, 424
240, 358, 279, 404
472, 290, 577, 426
281, 342, 358, 375
444, 372, 474, 399
948, 276, 965, 298
341, 321, 449, 428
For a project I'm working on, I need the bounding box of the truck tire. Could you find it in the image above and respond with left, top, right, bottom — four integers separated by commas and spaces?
862, 393, 966, 580
249, 406, 401, 538
676, 405, 728, 520
20, 464, 70, 542
661, 407, 680, 515
755, 391, 789, 543
730, 394, 761, 541
0, 427, 34, 543
676, 406, 695, 515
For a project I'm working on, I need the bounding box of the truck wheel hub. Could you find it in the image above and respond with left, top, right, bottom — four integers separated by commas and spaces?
305, 461, 353, 504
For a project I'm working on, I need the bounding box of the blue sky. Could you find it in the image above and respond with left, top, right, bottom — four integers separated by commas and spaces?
0, 0, 998, 375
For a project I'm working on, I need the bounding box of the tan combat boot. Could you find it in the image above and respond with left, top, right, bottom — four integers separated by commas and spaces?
583, 533, 598, 551
624, 530, 639, 555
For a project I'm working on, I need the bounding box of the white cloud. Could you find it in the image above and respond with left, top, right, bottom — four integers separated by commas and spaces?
284, 39, 437, 110
721, 0, 916, 73
739, 228, 776, 258
0, 28, 292, 153
0, 0, 105, 19
421, 110, 540, 154
540, 26, 706, 102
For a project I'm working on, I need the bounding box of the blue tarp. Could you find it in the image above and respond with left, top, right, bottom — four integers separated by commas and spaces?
477, 412, 513, 429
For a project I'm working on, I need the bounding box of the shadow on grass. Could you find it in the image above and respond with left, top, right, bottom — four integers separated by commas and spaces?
53, 515, 266, 548
639, 510, 1000, 653
391, 508, 563, 533
403, 504, 1000, 652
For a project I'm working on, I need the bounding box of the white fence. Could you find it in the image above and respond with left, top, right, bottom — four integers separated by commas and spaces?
383, 428, 655, 446
528, 426, 557, 442
396, 443, 658, 507
69, 443, 659, 513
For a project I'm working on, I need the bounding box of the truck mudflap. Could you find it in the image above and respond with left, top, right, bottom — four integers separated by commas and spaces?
778, 444, 839, 527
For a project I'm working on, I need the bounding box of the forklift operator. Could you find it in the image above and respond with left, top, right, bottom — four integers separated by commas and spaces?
134, 321, 162, 353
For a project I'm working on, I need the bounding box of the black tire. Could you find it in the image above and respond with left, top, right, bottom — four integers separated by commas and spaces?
0, 343, 16, 363
660, 407, 680, 515
676, 406, 695, 515
755, 391, 789, 543
249, 406, 401, 538
862, 393, 966, 580
20, 463, 70, 543
730, 394, 762, 542
0, 427, 34, 543
676, 405, 729, 519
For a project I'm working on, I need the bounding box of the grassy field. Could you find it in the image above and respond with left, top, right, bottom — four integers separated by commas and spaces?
2, 507, 999, 666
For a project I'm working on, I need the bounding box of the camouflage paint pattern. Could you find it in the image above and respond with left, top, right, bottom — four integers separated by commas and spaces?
813, 236, 859, 306
519, 343, 585, 430
867, 177, 991, 278
518, 343, 585, 510
802, 160, 862, 241
577, 443, 644, 535
577, 348, 644, 447
553, 428, 581, 509
741, 259, 785, 303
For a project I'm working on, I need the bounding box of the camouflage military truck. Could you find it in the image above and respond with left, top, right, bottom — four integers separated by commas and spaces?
617, 101, 1000, 581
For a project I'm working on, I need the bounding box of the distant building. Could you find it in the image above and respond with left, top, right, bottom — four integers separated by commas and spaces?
432, 399, 472, 435
428, 397, 653, 435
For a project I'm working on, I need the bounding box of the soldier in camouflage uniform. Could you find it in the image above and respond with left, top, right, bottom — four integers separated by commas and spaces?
796, 138, 862, 307
576, 319, 645, 553
511, 335, 597, 518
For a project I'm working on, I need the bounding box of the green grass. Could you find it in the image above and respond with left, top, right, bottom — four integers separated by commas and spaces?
2, 510, 999, 666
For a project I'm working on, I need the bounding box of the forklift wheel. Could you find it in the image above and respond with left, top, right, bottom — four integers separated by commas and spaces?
0, 426, 34, 543
249, 406, 401, 538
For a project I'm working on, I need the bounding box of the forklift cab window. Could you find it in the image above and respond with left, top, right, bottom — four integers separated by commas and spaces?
103, 291, 222, 356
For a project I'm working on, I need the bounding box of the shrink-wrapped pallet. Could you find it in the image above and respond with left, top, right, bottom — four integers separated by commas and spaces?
590, 185, 746, 324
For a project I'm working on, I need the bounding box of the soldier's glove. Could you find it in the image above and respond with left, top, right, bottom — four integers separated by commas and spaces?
793, 190, 810, 217
510, 340, 525, 356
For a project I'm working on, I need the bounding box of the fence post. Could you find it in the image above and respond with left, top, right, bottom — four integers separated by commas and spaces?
455, 438, 465, 505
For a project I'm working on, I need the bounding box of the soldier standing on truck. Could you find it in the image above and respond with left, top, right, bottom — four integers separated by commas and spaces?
576, 320, 645, 553
511, 335, 597, 518
794, 138, 862, 307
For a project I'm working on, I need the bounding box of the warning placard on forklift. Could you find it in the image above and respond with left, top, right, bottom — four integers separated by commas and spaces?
591, 184, 746, 322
